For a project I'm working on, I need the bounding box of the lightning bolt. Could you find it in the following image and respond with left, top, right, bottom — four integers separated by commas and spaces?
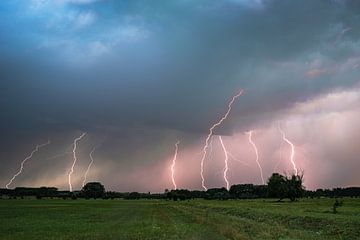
218, 136, 230, 190
200, 90, 244, 191
82, 137, 106, 187
46, 151, 71, 161
170, 140, 180, 190
278, 124, 297, 175
68, 132, 86, 192
247, 131, 265, 184
45, 144, 73, 161
5, 140, 51, 189
82, 146, 97, 187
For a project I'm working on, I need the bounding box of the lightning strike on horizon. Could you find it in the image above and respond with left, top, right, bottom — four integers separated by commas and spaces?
278, 125, 298, 175
247, 131, 265, 184
218, 136, 230, 190
82, 146, 98, 187
5, 140, 51, 189
82, 137, 106, 187
170, 140, 180, 190
200, 90, 244, 191
68, 132, 86, 192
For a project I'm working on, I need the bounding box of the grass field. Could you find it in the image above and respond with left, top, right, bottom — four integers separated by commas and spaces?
0, 198, 359, 240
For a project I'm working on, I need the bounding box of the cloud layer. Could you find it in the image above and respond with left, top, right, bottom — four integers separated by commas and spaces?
0, 0, 360, 191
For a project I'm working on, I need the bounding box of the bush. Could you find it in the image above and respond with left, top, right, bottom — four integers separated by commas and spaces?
333, 199, 343, 214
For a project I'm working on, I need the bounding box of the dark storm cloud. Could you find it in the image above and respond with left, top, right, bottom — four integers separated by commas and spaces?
1, 0, 360, 134
1, 0, 360, 190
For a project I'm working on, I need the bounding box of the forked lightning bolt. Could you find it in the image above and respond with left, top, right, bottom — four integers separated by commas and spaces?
200, 90, 243, 191
5, 140, 51, 189
227, 151, 252, 168
82, 145, 98, 187
218, 136, 230, 190
278, 125, 298, 175
170, 140, 180, 190
247, 131, 265, 184
82, 137, 106, 187
68, 132, 86, 192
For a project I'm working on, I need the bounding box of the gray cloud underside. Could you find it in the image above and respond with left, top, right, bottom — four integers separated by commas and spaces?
1, 0, 360, 191
0, 0, 359, 134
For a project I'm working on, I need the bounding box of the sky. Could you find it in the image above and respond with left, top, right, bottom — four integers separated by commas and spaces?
1, 0, 360, 192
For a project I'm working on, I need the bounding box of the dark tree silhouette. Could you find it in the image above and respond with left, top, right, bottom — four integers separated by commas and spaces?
267, 173, 304, 201
205, 187, 230, 200
229, 184, 267, 199
81, 182, 105, 199
125, 192, 141, 199
286, 174, 304, 201
267, 173, 288, 201
2, 176, 360, 200
165, 189, 192, 201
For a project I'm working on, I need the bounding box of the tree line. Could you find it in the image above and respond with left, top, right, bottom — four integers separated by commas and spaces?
1, 173, 360, 201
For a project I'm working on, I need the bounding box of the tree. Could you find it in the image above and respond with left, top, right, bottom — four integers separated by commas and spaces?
286, 174, 304, 201
125, 192, 141, 199
229, 184, 268, 199
267, 173, 288, 200
82, 182, 105, 199
165, 189, 192, 201
267, 173, 304, 201
206, 187, 229, 200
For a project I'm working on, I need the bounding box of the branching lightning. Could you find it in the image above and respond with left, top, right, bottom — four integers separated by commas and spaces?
82, 146, 98, 187
45, 145, 73, 161
46, 151, 71, 161
247, 131, 265, 184
227, 151, 252, 168
200, 90, 244, 191
5, 140, 51, 189
218, 136, 230, 190
278, 125, 298, 175
170, 140, 180, 190
82, 136, 107, 187
68, 132, 86, 192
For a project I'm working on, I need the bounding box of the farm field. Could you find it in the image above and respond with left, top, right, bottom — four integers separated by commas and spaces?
0, 198, 359, 240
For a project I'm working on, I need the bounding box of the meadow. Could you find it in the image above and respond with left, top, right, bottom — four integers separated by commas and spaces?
0, 198, 359, 240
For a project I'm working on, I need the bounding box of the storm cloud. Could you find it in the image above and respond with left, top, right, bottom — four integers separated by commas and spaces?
0, 0, 360, 191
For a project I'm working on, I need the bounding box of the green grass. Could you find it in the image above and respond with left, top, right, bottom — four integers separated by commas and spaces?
0, 198, 359, 240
